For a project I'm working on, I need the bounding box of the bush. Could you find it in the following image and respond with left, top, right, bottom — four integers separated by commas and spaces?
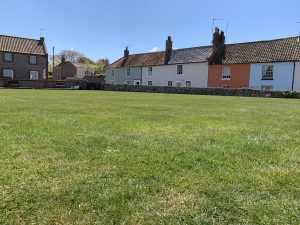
282, 91, 298, 98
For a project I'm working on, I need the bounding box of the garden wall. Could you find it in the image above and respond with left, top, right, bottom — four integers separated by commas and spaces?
100, 84, 300, 99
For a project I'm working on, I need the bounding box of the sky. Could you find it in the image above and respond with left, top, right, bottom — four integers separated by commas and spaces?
1, 0, 300, 62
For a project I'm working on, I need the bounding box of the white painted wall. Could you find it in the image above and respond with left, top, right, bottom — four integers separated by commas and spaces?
249, 62, 294, 91
141, 63, 208, 88
294, 62, 300, 91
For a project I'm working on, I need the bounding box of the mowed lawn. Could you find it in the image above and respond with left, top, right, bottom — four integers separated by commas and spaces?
0, 90, 300, 225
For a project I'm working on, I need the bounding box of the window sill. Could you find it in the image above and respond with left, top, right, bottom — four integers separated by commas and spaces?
221, 78, 231, 81
261, 79, 273, 81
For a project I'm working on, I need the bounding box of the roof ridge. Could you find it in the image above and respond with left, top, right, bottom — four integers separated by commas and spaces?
0, 34, 40, 42
226, 36, 300, 46
125, 45, 212, 57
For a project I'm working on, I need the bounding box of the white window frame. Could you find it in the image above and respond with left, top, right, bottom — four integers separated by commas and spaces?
177, 65, 183, 75
148, 81, 153, 86
222, 67, 231, 80
134, 80, 140, 86
262, 65, 274, 80
111, 69, 115, 77
148, 67, 152, 77
168, 81, 173, 87
4, 53, 13, 62
222, 85, 230, 89
3, 69, 14, 78
30, 71, 39, 80
126, 68, 131, 77
29, 55, 37, 65
186, 81, 191, 88
261, 85, 273, 91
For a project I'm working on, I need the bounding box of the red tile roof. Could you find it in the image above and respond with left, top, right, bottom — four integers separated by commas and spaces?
0, 35, 47, 55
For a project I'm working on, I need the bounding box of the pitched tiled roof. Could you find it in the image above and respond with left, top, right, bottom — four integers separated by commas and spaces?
211, 36, 300, 64
110, 46, 213, 68
0, 35, 47, 55
73, 63, 97, 68
110, 51, 166, 68
168, 46, 212, 64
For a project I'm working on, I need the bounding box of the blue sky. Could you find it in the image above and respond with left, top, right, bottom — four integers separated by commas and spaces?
1, 0, 300, 62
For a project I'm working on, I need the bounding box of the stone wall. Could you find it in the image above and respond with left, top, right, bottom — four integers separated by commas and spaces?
100, 84, 300, 99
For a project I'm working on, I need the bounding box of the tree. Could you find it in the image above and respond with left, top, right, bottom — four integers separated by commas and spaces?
78, 57, 95, 65
48, 55, 61, 79
59, 50, 84, 63
95, 58, 110, 76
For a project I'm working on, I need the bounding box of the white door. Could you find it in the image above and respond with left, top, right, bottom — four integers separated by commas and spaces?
175, 81, 182, 87
134, 80, 141, 86
30, 71, 39, 80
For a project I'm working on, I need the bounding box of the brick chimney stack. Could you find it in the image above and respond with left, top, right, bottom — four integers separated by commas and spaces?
124, 46, 129, 59
61, 55, 66, 63
165, 36, 173, 63
39, 37, 45, 45
212, 27, 225, 52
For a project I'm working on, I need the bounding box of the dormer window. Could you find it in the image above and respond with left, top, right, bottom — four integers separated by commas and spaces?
29, 55, 37, 65
4, 53, 13, 62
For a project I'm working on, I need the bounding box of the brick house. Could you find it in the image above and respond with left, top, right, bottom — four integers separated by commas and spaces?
0, 35, 48, 81
53, 56, 97, 80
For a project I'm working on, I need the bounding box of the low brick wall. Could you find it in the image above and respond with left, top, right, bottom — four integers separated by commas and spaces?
100, 84, 300, 99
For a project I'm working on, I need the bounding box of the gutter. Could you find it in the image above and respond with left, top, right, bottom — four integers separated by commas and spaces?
292, 61, 296, 91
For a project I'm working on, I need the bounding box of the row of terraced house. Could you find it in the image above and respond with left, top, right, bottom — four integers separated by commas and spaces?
1, 29, 300, 91
106, 28, 300, 91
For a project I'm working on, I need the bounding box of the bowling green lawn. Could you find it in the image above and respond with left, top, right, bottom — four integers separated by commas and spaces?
0, 89, 299, 224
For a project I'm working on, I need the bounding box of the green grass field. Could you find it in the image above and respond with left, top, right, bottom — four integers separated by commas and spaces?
0, 89, 299, 224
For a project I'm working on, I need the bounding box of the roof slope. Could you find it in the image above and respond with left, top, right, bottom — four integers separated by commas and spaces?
110, 46, 213, 68
0, 35, 47, 55
168, 46, 212, 64
216, 36, 300, 64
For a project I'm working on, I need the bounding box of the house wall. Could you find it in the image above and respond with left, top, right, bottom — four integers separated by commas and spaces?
249, 62, 294, 91
141, 63, 208, 87
54, 62, 76, 80
293, 62, 300, 91
106, 67, 142, 85
208, 64, 250, 88
0, 52, 47, 80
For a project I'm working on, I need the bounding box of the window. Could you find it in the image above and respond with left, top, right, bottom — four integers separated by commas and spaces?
148, 67, 152, 76
30, 71, 39, 80
168, 81, 173, 87
29, 55, 37, 65
222, 67, 231, 80
261, 85, 273, 91
4, 53, 13, 62
112, 70, 115, 77
262, 65, 273, 80
175, 81, 182, 87
186, 81, 191, 88
148, 81, 153, 86
111, 81, 115, 85
126, 68, 131, 76
3, 69, 13, 78
222, 85, 230, 89
125, 80, 130, 85
177, 65, 183, 74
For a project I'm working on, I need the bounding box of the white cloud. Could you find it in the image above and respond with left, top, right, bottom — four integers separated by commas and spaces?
149, 47, 159, 52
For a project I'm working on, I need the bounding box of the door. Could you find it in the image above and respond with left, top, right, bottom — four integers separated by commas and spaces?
134, 80, 141, 86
